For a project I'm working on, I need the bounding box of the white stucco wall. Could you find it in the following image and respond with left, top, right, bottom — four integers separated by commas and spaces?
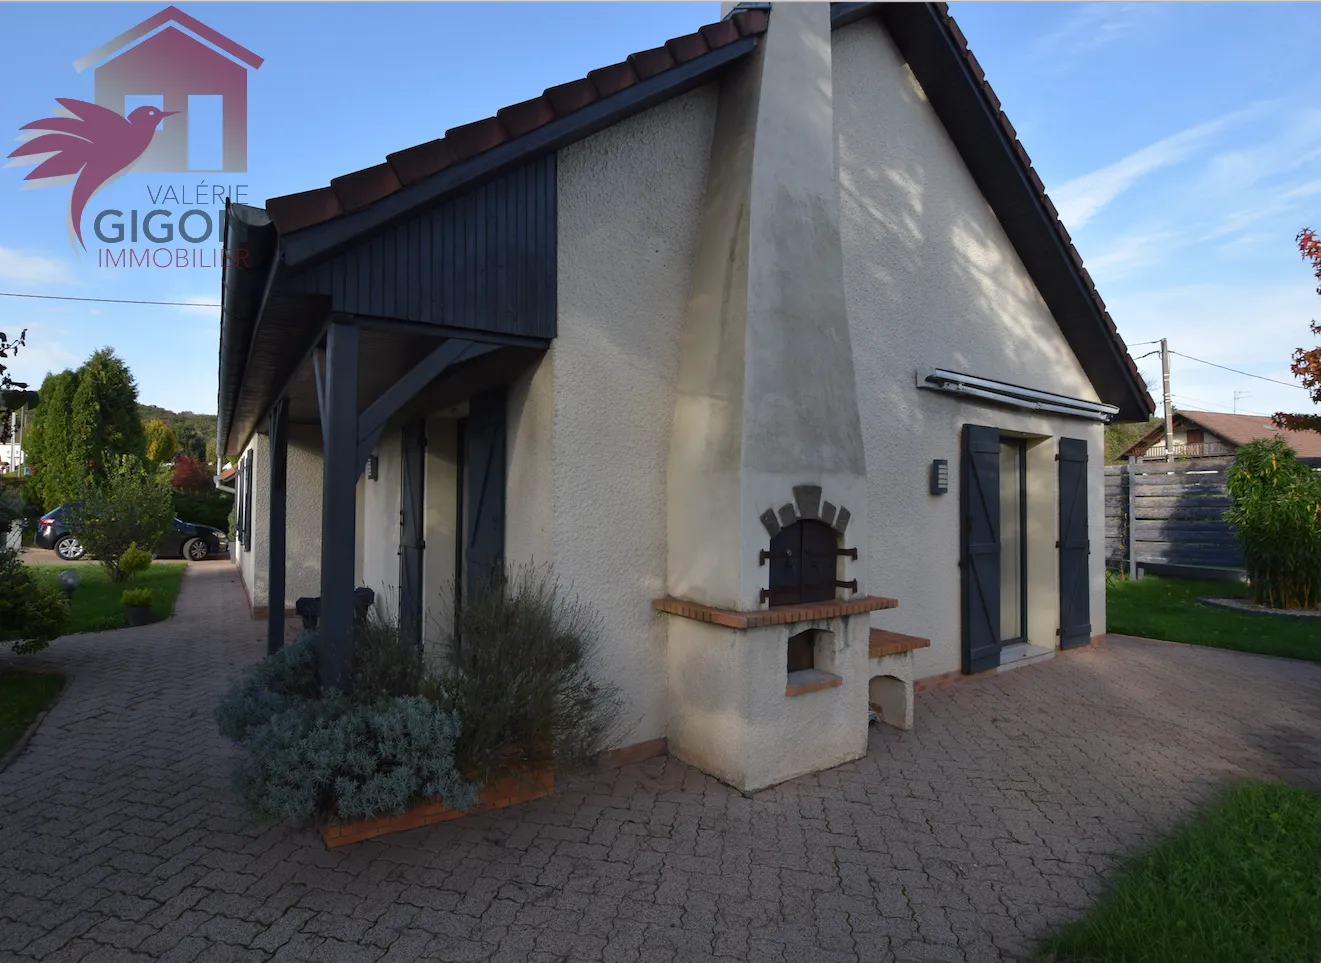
421, 416, 459, 649
506, 84, 717, 749
834, 19, 1107, 679
233, 427, 324, 614
360, 426, 403, 620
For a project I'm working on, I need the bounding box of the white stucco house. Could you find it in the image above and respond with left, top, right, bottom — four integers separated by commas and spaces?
217, 2, 1154, 792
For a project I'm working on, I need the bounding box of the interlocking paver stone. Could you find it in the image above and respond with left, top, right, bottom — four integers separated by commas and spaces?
4, 563, 1321, 961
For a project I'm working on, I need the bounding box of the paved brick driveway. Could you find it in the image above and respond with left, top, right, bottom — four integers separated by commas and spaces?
3, 563, 1321, 963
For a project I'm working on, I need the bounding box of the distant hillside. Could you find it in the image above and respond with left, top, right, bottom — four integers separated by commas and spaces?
138, 404, 217, 462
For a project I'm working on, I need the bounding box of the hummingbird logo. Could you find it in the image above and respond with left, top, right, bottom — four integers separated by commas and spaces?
8, 99, 177, 251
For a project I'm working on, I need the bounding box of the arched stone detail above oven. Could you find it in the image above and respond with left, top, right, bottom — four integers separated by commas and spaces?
758, 484, 852, 539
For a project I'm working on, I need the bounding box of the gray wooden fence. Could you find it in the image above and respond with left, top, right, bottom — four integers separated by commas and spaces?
1105, 455, 1321, 576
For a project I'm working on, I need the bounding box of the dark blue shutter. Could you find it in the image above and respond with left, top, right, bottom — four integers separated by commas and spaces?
399, 420, 426, 645
464, 389, 506, 593
234, 455, 244, 550
243, 453, 253, 550
1058, 437, 1091, 649
961, 424, 1001, 674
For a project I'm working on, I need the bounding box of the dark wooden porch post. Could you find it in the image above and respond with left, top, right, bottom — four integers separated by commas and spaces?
266, 396, 289, 655
318, 316, 359, 690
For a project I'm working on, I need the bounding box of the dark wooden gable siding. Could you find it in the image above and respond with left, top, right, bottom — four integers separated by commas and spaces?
286, 155, 556, 340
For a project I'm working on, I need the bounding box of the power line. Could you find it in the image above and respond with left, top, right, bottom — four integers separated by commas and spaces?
1171, 395, 1274, 419
0, 291, 220, 308
1169, 349, 1307, 390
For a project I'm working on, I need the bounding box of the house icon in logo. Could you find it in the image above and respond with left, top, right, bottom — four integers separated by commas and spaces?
73, 5, 262, 173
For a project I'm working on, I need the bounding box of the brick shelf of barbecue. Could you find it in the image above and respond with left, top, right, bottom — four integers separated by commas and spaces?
652, 595, 897, 628
868, 629, 931, 659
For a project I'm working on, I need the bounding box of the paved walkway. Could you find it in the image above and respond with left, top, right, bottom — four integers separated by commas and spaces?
3, 564, 1321, 963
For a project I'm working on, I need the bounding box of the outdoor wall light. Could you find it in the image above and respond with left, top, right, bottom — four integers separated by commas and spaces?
930, 459, 949, 495
57, 569, 81, 598
366, 455, 379, 481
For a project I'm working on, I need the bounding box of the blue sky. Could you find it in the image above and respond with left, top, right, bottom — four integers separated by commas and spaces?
1, 2, 1318, 425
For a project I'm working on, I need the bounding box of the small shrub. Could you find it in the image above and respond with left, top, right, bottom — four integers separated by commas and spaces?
437, 563, 626, 781
216, 630, 321, 742
216, 630, 473, 824
1225, 438, 1321, 609
0, 496, 69, 653
118, 542, 152, 580
232, 696, 474, 823
121, 587, 153, 607
67, 458, 174, 582
352, 610, 425, 702
7, 580, 70, 655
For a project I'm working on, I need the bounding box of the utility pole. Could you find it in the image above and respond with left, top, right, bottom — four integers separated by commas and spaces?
1161, 337, 1174, 463
1233, 390, 1249, 414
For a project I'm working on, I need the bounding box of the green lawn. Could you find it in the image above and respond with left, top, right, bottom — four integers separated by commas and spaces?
28, 562, 186, 633
0, 671, 65, 757
1107, 575, 1321, 663
1038, 780, 1321, 963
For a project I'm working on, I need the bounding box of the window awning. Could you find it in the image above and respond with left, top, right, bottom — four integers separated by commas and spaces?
916, 366, 1119, 423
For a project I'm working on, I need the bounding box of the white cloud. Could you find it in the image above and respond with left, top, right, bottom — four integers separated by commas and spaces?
0, 246, 74, 286
1085, 230, 1183, 278
1031, 4, 1164, 61
1053, 109, 1257, 230
1106, 280, 1319, 416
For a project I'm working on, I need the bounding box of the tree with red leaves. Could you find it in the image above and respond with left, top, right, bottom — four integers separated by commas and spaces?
1277, 229, 1321, 433
171, 454, 211, 492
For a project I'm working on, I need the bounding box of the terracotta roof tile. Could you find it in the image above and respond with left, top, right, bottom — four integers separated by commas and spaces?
331, 163, 403, 213
665, 32, 710, 65
387, 137, 458, 187
733, 8, 769, 37
544, 77, 599, 116
444, 117, 509, 162
266, 11, 768, 236
699, 19, 740, 50
627, 44, 677, 80
587, 61, 639, 98
265, 187, 342, 235
496, 96, 556, 138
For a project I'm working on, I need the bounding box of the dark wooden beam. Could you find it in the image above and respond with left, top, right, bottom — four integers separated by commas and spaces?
266, 395, 289, 655
354, 339, 499, 471
317, 316, 359, 690
355, 315, 552, 350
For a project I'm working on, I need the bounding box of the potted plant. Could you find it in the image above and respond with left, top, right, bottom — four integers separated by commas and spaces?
122, 587, 154, 627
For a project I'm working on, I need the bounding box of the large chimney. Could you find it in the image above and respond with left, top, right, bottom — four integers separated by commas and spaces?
667, 0, 867, 610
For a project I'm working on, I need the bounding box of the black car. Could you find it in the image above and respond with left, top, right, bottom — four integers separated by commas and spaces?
34, 505, 228, 562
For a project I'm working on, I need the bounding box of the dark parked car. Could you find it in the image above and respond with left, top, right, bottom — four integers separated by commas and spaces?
34, 505, 228, 562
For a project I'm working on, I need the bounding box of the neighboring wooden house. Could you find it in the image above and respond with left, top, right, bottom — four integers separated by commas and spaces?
1121, 410, 1321, 461
216, 3, 1153, 792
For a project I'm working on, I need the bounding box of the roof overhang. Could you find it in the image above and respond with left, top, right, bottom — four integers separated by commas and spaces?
917, 366, 1119, 423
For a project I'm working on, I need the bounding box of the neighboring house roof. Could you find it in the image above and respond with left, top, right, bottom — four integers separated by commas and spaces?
218, 463, 238, 483
1122, 410, 1321, 460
